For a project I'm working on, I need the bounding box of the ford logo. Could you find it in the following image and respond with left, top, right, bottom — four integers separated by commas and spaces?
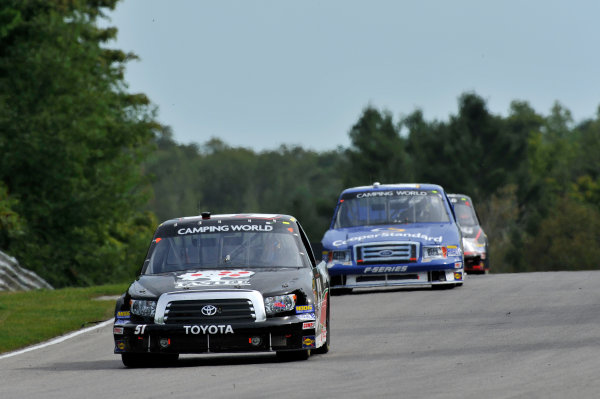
379, 250, 393, 257
201, 305, 218, 316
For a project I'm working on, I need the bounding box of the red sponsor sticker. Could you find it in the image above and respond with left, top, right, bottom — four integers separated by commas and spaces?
302, 322, 315, 330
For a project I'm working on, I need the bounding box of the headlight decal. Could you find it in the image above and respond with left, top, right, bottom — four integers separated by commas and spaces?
328, 249, 352, 264
130, 299, 157, 317
264, 294, 297, 315
423, 245, 447, 260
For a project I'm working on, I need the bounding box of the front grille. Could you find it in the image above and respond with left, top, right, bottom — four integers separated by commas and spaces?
164, 298, 255, 324
154, 290, 267, 324
355, 241, 418, 264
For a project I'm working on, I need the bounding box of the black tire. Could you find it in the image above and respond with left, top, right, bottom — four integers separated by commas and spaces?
121, 353, 149, 368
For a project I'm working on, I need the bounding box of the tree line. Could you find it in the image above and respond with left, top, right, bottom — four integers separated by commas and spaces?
0, 1, 598, 287
147, 96, 600, 277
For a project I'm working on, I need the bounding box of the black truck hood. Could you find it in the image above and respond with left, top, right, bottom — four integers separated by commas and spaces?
128, 267, 310, 299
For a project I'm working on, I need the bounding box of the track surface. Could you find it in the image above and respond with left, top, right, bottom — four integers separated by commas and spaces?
2, 271, 600, 399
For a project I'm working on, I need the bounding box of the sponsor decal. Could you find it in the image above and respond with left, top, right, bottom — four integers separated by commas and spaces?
295, 305, 314, 314
302, 322, 315, 330
354, 190, 428, 199
184, 325, 234, 335
332, 231, 442, 247
316, 327, 327, 347
320, 291, 328, 327
296, 312, 316, 321
454, 272, 463, 281
356, 191, 394, 198
454, 262, 462, 269
364, 266, 408, 273
175, 270, 255, 288
115, 310, 131, 325
114, 340, 126, 353
447, 247, 461, 257
177, 224, 273, 235
134, 324, 147, 335
302, 336, 316, 348
113, 327, 124, 335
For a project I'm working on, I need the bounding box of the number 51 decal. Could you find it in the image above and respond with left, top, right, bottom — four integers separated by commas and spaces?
134, 324, 147, 335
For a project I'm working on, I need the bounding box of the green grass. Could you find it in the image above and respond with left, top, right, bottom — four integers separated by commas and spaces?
0, 284, 128, 353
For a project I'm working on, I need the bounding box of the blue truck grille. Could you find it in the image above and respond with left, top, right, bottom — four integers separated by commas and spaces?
355, 242, 418, 264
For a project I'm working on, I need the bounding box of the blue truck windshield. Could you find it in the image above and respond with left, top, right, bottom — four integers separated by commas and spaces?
334, 190, 450, 228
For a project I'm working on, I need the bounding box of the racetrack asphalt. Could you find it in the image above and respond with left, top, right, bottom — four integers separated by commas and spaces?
1, 271, 600, 399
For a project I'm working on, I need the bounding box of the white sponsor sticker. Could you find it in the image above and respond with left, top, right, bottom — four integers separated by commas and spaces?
364, 266, 408, 273
177, 224, 273, 235
302, 322, 316, 330
184, 325, 234, 334
332, 230, 443, 247
297, 313, 316, 321
176, 270, 255, 288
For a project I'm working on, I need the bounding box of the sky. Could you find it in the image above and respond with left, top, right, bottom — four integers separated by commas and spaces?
104, 0, 600, 152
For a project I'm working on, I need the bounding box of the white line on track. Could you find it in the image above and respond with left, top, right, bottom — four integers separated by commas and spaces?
0, 319, 112, 360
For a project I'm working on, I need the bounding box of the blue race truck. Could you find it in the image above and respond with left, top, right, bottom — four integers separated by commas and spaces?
321, 183, 464, 292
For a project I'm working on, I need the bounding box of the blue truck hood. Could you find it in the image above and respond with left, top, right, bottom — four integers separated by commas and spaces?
321, 223, 461, 250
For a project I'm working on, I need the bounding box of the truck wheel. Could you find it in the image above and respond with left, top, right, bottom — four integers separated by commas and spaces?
121, 353, 149, 368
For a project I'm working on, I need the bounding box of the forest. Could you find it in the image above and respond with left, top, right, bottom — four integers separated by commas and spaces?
1, 1, 599, 287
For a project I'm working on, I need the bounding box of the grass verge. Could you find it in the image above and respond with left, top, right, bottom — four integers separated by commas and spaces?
0, 284, 128, 354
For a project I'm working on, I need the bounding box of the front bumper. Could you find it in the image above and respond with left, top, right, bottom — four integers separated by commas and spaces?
464, 253, 487, 273
327, 261, 464, 289
113, 315, 317, 354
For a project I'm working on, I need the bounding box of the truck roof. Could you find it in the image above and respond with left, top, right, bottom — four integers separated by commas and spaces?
340, 183, 446, 195
160, 213, 296, 226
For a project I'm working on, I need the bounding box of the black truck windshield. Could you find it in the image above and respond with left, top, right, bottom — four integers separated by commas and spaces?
144, 231, 309, 274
